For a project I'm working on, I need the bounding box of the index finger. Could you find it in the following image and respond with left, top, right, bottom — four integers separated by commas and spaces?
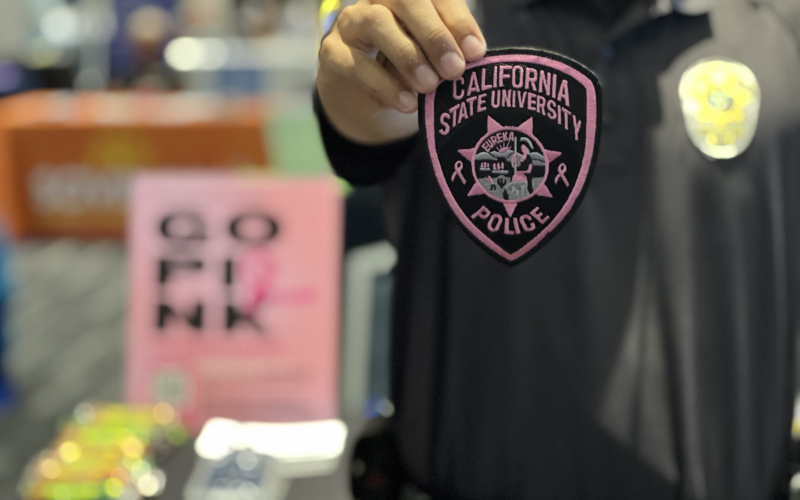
433, 0, 486, 61
375, 0, 475, 80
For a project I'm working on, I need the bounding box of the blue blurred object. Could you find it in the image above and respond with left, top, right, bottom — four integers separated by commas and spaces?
184, 450, 288, 500
111, 0, 178, 81
341, 240, 397, 418
0, 229, 13, 410
368, 273, 393, 404
0, 60, 40, 97
0, 61, 23, 95
360, 271, 395, 420
219, 69, 263, 95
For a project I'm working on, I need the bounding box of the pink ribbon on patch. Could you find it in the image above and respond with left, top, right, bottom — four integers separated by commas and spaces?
451, 161, 466, 184
555, 163, 569, 187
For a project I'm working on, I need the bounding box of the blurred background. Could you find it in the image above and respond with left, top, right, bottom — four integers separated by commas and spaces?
0, 0, 394, 498
5, 2, 797, 500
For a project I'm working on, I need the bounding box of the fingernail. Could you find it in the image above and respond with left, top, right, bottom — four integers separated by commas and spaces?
415, 64, 440, 89
461, 35, 486, 60
440, 51, 465, 78
399, 91, 417, 111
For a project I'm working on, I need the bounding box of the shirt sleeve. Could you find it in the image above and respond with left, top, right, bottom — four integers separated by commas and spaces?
313, 89, 421, 186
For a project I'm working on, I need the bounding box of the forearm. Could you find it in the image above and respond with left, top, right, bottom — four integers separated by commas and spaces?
314, 89, 421, 186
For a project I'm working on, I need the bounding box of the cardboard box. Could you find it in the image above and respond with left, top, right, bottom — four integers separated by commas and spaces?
0, 91, 267, 237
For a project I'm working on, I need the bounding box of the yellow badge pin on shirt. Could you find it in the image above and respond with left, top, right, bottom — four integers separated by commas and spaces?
679, 59, 761, 160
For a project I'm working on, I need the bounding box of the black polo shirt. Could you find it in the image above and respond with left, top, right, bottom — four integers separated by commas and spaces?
316, 1, 800, 498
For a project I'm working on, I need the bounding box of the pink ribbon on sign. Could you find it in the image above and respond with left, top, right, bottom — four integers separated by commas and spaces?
236, 246, 279, 316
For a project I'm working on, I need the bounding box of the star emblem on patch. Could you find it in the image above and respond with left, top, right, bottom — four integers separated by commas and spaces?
420, 48, 602, 265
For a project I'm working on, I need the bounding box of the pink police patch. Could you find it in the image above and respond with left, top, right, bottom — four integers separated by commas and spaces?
420, 49, 602, 265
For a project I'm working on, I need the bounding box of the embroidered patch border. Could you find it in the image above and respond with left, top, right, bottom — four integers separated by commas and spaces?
420, 48, 602, 265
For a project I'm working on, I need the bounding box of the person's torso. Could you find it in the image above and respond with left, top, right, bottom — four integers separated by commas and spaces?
382, 2, 800, 499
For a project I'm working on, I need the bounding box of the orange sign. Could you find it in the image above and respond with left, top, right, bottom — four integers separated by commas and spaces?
0, 91, 267, 237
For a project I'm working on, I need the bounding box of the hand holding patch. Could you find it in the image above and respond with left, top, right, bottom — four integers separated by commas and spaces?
420, 49, 602, 265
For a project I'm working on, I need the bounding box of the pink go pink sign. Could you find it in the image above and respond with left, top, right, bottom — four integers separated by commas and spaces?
125, 172, 343, 432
